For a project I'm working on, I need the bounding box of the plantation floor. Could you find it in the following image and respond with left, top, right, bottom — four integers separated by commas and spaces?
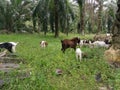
0, 33, 120, 90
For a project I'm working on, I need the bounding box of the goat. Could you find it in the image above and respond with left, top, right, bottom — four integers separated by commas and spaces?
91, 41, 109, 48
40, 41, 48, 48
61, 37, 80, 53
0, 42, 19, 53
75, 48, 82, 61
79, 39, 94, 47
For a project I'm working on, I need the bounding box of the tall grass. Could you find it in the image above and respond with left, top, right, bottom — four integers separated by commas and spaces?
0, 33, 120, 90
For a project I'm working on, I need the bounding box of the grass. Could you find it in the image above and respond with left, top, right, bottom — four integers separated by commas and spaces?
0, 33, 120, 90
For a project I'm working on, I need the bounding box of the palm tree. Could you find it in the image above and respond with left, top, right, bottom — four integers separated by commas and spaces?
96, 0, 103, 34
112, 0, 120, 49
104, 0, 120, 67
104, 0, 117, 33
96, 0, 116, 34
32, 0, 75, 37
54, 0, 59, 37
13, 0, 34, 32
49, 0, 55, 33
84, 0, 96, 33
0, 1, 12, 31
75, 0, 85, 35
0, 0, 34, 33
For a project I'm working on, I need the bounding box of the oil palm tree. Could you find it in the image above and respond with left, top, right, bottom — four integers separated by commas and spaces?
112, 0, 120, 49
33, 0, 49, 34
75, 0, 85, 35
0, 0, 34, 32
104, 0, 120, 67
32, 0, 75, 37
54, 0, 59, 37
96, 0, 103, 34
0, 0, 13, 31
10, 0, 34, 32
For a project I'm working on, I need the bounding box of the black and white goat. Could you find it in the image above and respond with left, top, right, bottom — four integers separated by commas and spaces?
0, 42, 19, 53
79, 39, 94, 47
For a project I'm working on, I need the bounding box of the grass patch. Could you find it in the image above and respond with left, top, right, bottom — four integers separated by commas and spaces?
0, 33, 119, 90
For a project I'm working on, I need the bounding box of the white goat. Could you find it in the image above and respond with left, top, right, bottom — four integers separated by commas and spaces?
75, 48, 82, 61
91, 41, 109, 48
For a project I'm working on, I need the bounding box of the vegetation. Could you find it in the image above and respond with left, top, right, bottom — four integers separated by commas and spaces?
0, 0, 117, 36
0, 34, 119, 90
104, 0, 120, 65
0, 0, 120, 90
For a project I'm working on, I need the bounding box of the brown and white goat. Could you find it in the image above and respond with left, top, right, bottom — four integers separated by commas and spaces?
40, 41, 48, 48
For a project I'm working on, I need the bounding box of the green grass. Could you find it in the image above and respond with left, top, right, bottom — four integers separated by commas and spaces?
0, 33, 120, 90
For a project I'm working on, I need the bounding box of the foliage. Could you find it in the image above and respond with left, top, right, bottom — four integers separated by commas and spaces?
32, 0, 75, 37
0, 0, 35, 32
0, 0, 118, 35
74, 0, 85, 35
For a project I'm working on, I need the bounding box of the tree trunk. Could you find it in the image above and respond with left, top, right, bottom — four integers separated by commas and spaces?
54, 0, 59, 37
4, 4, 12, 32
50, 12, 55, 33
79, 1, 85, 35
33, 18, 36, 33
89, 0, 94, 33
81, 5, 85, 35
104, 0, 120, 67
97, 0, 103, 34
66, 6, 69, 36
38, 19, 41, 33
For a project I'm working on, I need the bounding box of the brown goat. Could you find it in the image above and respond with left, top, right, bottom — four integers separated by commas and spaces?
61, 37, 80, 53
